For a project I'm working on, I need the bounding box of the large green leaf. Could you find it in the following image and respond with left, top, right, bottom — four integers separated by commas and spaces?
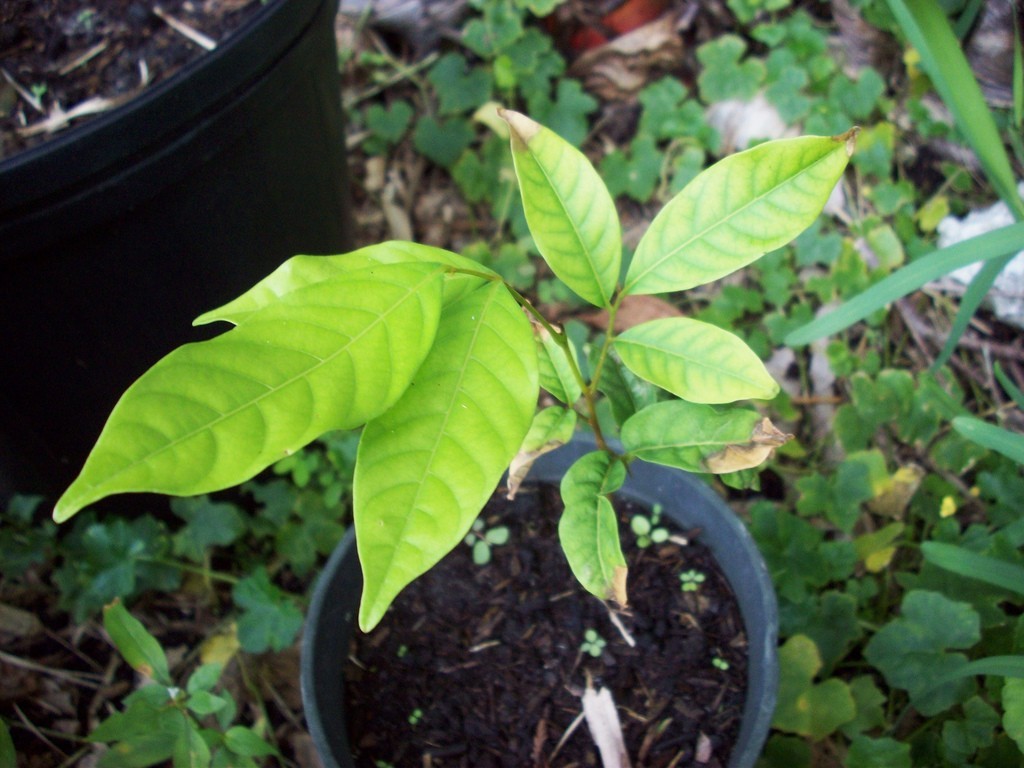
354, 282, 539, 631
614, 317, 779, 403
54, 263, 447, 521
195, 241, 492, 326
624, 132, 854, 295
558, 451, 628, 605
502, 109, 621, 308
622, 400, 786, 473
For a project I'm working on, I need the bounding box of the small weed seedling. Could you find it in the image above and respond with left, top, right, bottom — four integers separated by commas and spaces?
630, 503, 669, 548
581, 629, 607, 658
463, 518, 511, 565
680, 569, 707, 592
93, 600, 278, 766
408, 708, 424, 727
53, 110, 853, 631
712, 656, 730, 671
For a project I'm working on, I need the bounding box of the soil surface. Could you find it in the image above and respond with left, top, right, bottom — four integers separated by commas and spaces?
344, 483, 748, 768
0, 0, 265, 157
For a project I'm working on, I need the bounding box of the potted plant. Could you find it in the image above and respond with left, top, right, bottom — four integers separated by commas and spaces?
0, 0, 353, 499
51, 110, 855, 764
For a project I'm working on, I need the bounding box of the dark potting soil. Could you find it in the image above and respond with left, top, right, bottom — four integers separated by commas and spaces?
0, 0, 264, 157
344, 483, 748, 768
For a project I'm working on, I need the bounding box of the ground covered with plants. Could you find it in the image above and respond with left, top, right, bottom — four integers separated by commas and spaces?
2, 0, 1023, 766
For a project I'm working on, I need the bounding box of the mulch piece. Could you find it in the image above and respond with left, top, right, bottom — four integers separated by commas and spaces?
344, 483, 748, 768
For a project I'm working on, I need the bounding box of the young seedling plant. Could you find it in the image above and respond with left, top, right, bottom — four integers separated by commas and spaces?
53, 109, 854, 633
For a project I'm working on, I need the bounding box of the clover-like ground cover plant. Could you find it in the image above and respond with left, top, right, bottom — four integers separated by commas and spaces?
54, 110, 854, 632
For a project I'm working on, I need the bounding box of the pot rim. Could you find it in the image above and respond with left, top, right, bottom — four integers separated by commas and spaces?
301, 433, 779, 768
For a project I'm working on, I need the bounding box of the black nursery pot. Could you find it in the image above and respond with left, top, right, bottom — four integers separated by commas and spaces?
0, 0, 353, 500
301, 435, 779, 768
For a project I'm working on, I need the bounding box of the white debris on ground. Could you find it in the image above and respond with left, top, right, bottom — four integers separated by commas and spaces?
934, 181, 1024, 328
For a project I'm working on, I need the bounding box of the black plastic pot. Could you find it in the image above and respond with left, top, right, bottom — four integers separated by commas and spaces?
0, 0, 354, 500
301, 434, 779, 768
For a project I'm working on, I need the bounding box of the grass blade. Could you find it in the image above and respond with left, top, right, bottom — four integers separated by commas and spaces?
885, 0, 1023, 218
952, 416, 1024, 465
785, 222, 1024, 346
921, 541, 1024, 596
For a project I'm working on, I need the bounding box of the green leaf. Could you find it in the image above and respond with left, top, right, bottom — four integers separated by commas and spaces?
624, 132, 854, 295
748, 502, 857, 603
621, 400, 766, 473
194, 242, 491, 327
0, 720, 13, 768
558, 452, 627, 605
559, 450, 626, 505
594, 353, 658, 426
427, 53, 493, 115
1003, 678, 1024, 754
414, 117, 475, 168
773, 634, 856, 739
841, 676, 887, 737
942, 696, 999, 764
952, 417, 1024, 466
784, 222, 1024, 345
232, 569, 304, 653
172, 719, 211, 768
502, 109, 621, 308
170, 497, 247, 563
103, 600, 171, 685
97, 723, 183, 768
354, 282, 538, 631
696, 35, 766, 103
864, 589, 981, 716
364, 101, 414, 151
846, 736, 912, 768
54, 263, 447, 521
779, 591, 862, 673
186, 690, 227, 718
614, 317, 779, 403
223, 727, 278, 758
54, 515, 180, 622
600, 136, 663, 203
535, 324, 582, 404
186, 663, 223, 695
527, 79, 598, 147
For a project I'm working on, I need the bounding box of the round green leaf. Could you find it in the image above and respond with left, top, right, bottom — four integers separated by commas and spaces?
614, 317, 779, 403
354, 282, 539, 631
624, 132, 855, 295
502, 109, 621, 308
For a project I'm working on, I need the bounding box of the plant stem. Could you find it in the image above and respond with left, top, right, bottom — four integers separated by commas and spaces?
137, 556, 239, 585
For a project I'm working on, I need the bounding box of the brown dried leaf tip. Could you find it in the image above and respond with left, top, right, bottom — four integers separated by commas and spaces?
705, 417, 793, 474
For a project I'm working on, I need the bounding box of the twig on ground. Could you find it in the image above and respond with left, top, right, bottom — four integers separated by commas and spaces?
153, 7, 218, 51
58, 42, 109, 76
1, 68, 45, 113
